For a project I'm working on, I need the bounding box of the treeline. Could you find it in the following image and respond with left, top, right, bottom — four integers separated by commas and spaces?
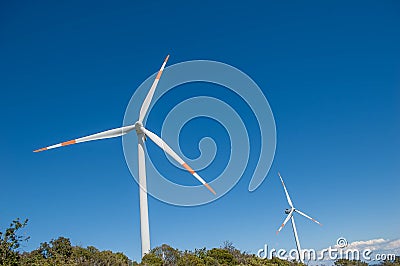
138, 245, 400, 266
140, 243, 302, 266
1, 218, 399, 266
0, 219, 129, 266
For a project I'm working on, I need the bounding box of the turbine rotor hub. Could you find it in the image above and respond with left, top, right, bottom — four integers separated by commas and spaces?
134, 121, 144, 134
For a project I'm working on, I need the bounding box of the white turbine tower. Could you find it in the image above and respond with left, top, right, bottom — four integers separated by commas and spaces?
34, 55, 216, 258
276, 173, 322, 263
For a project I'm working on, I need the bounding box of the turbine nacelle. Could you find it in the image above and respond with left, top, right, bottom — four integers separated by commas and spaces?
285, 208, 292, 214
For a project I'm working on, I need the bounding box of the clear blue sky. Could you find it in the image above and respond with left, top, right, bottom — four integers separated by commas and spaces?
1, 0, 399, 262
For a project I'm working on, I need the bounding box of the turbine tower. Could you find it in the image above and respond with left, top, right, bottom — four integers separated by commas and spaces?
276, 173, 322, 263
34, 55, 216, 258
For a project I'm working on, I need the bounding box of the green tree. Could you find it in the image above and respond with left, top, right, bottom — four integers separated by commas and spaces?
335, 258, 368, 266
379, 256, 400, 266
192, 247, 218, 266
152, 244, 181, 265
21, 237, 133, 266
207, 248, 237, 265
141, 252, 163, 266
0, 218, 29, 266
221, 241, 251, 265
177, 251, 205, 266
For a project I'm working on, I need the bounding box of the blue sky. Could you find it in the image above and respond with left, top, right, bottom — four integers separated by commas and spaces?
1, 0, 399, 262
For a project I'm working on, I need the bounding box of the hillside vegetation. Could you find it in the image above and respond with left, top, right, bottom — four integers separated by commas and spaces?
1, 219, 398, 266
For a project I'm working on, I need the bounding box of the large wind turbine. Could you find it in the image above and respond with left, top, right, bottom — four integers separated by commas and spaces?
276, 173, 321, 263
34, 55, 216, 258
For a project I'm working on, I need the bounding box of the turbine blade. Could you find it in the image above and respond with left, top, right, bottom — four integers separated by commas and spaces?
276, 209, 294, 234
278, 172, 294, 208
139, 55, 170, 123
295, 209, 322, 226
142, 127, 216, 195
33, 125, 135, 152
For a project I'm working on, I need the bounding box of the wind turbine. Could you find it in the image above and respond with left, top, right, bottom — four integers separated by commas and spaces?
276, 172, 321, 263
34, 55, 216, 258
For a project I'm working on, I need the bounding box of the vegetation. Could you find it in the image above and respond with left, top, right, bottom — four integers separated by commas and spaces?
1, 219, 399, 265
378, 257, 400, 266
141, 242, 303, 266
1, 219, 130, 266
0, 218, 29, 266
335, 259, 368, 266
20, 237, 130, 265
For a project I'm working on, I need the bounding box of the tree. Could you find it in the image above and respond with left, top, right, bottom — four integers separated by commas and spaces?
177, 251, 205, 266
379, 256, 400, 266
141, 252, 163, 266
152, 244, 181, 265
335, 258, 368, 266
0, 218, 29, 266
207, 248, 237, 265
221, 241, 249, 264
20, 237, 132, 265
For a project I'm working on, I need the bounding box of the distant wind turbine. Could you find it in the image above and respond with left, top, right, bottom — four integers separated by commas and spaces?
276, 172, 322, 263
34, 55, 216, 258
